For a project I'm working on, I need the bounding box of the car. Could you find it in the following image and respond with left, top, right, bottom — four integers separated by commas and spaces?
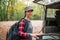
33, 0, 60, 40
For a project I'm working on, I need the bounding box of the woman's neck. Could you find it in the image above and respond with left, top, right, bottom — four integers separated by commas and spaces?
25, 16, 30, 20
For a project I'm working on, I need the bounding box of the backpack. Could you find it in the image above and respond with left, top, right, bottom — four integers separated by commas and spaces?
6, 18, 29, 40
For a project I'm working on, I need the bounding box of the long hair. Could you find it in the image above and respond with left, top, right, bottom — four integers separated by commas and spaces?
24, 11, 26, 18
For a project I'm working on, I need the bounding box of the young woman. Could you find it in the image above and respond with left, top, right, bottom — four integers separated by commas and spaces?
18, 6, 40, 40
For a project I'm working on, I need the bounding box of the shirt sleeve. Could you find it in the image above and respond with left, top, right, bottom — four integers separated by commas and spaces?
18, 19, 29, 39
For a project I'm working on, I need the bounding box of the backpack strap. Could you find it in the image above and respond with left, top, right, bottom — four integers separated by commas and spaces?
24, 19, 29, 32
19, 18, 29, 32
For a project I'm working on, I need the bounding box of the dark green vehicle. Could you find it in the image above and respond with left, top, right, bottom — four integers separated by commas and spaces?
33, 0, 60, 40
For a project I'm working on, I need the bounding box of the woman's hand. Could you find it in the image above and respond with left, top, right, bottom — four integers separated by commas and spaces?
30, 33, 40, 38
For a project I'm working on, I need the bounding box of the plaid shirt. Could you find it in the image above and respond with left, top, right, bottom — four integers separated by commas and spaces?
18, 19, 28, 40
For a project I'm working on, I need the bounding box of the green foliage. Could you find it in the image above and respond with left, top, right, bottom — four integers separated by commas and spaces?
0, 0, 54, 21
47, 9, 56, 17
30, 3, 44, 20
0, 0, 27, 21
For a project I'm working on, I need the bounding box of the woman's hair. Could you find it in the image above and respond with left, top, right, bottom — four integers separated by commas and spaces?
24, 11, 26, 18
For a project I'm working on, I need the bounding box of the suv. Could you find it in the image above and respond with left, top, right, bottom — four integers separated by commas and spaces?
33, 0, 60, 40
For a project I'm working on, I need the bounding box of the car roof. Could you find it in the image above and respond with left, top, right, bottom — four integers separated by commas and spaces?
33, 0, 60, 9
46, 2, 60, 9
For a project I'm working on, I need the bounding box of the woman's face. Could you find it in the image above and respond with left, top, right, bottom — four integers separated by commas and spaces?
25, 10, 33, 17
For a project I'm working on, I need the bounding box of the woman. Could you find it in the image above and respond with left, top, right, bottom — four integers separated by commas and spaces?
18, 6, 40, 40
